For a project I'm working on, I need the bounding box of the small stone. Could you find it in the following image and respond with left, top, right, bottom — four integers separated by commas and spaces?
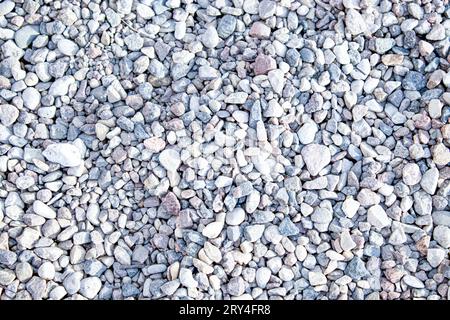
268, 69, 285, 95
345, 9, 367, 35
311, 208, 332, 225
15, 176, 35, 189
342, 197, 360, 218
433, 225, 450, 248
278, 217, 299, 237
35, 247, 64, 261
259, 0, 276, 19
0, 1, 15, 16
124, 33, 144, 51
420, 168, 439, 194
301, 144, 331, 176
403, 275, 425, 289
22, 87, 41, 110
48, 76, 75, 96
79, 277, 102, 299
144, 137, 166, 153
334, 42, 350, 65
179, 268, 198, 288
225, 92, 248, 104
382, 54, 404, 66
15, 262, 33, 282
402, 163, 422, 185
427, 248, 445, 267
114, 246, 131, 265
298, 121, 318, 144
249, 22, 271, 39
0, 249, 17, 266
63, 272, 83, 295
198, 65, 219, 80
0, 104, 19, 126
345, 257, 369, 280
367, 205, 390, 229
159, 149, 181, 172
57, 39, 79, 56
217, 15, 237, 39
38, 261, 55, 280
226, 208, 246, 226
244, 224, 265, 242
374, 38, 395, 54
256, 267, 271, 288
432, 143, 450, 166
403, 71, 426, 91
33, 200, 56, 219
426, 24, 445, 41
0, 268, 16, 286
202, 221, 223, 239
340, 229, 356, 251
161, 192, 180, 216
201, 26, 219, 49
309, 271, 327, 286
26, 276, 47, 299
228, 276, 246, 296
14, 25, 40, 48
43, 143, 82, 167
253, 54, 276, 75
414, 191, 432, 216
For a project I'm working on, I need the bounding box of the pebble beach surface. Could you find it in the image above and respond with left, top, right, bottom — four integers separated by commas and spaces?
0, 0, 449, 300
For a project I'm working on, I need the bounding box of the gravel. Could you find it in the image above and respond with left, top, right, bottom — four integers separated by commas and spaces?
0, 0, 448, 302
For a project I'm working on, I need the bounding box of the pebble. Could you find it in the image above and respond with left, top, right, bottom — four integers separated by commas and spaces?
249, 22, 271, 39
159, 149, 181, 172
22, 87, 41, 110
43, 143, 83, 167
14, 25, 40, 48
226, 208, 246, 226
402, 163, 422, 185
367, 205, 390, 229
301, 144, 331, 176
57, 39, 79, 56
201, 26, 219, 49
345, 9, 367, 35
79, 277, 102, 299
